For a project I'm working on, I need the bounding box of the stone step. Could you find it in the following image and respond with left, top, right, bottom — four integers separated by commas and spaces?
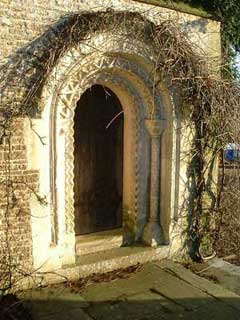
19, 246, 169, 290
75, 228, 123, 256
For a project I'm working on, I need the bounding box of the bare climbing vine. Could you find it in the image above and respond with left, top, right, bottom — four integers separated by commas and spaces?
0, 9, 240, 301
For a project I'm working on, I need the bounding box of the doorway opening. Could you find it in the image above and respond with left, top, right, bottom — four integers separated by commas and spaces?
74, 85, 123, 235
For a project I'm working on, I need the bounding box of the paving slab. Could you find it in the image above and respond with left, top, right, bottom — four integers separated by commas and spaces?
157, 259, 240, 312
149, 267, 210, 311
19, 260, 240, 320
20, 287, 90, 320
189, 258, 240, 296
80, 264, 162, 301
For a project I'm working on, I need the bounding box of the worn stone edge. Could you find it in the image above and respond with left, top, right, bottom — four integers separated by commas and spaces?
156, 260, 240, 312
208, 257, 240, 276
15, 247, 170, 291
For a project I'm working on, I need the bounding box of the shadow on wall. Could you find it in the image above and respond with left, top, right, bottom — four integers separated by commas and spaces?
181, 18, 209, 34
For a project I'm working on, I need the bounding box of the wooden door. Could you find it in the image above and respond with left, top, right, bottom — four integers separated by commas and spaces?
74, 85, 123, 235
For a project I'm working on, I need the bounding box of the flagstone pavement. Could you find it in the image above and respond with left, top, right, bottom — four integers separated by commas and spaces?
20, 260, 240, 320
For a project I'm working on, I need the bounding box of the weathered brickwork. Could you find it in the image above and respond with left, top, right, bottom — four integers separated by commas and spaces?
0, 119, 38, 286
0, 0, 220, 66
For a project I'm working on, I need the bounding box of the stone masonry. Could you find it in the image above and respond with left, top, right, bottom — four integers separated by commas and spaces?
0, 0, 222, 288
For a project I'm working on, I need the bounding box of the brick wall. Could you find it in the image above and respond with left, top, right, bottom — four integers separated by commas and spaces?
0, 0, 220, 66
0, 119, 38, 288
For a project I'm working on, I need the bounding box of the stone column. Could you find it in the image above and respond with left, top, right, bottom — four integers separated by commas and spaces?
143, 119, 166, 246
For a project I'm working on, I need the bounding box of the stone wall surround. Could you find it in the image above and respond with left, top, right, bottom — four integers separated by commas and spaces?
0, 1, 221, 278
34, 31, 175, 269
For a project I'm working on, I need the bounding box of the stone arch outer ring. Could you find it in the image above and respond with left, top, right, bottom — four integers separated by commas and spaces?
50, 57, 161, 242
45, 46, 175, 246
46, 36, 174, 240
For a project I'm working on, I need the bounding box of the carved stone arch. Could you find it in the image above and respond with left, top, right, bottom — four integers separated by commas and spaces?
51, 60, 157, 245
41, 29, 177, 256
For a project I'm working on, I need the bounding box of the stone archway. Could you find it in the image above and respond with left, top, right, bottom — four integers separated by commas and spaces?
39, 30, 177, 265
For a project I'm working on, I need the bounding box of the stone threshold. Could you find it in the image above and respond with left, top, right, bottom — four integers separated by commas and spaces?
75, 228, 123, 256
19, 245, 170, 291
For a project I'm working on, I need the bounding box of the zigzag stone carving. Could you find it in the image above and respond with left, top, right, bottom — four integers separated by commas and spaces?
46, 36, 163, 245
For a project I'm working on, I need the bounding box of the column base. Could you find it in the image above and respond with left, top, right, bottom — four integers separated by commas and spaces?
61, 233, 76, 267
142, 222, 166, 247
121, 233, 135, 246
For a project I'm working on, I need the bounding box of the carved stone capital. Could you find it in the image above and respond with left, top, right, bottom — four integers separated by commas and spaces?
145, 119, 166, 137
